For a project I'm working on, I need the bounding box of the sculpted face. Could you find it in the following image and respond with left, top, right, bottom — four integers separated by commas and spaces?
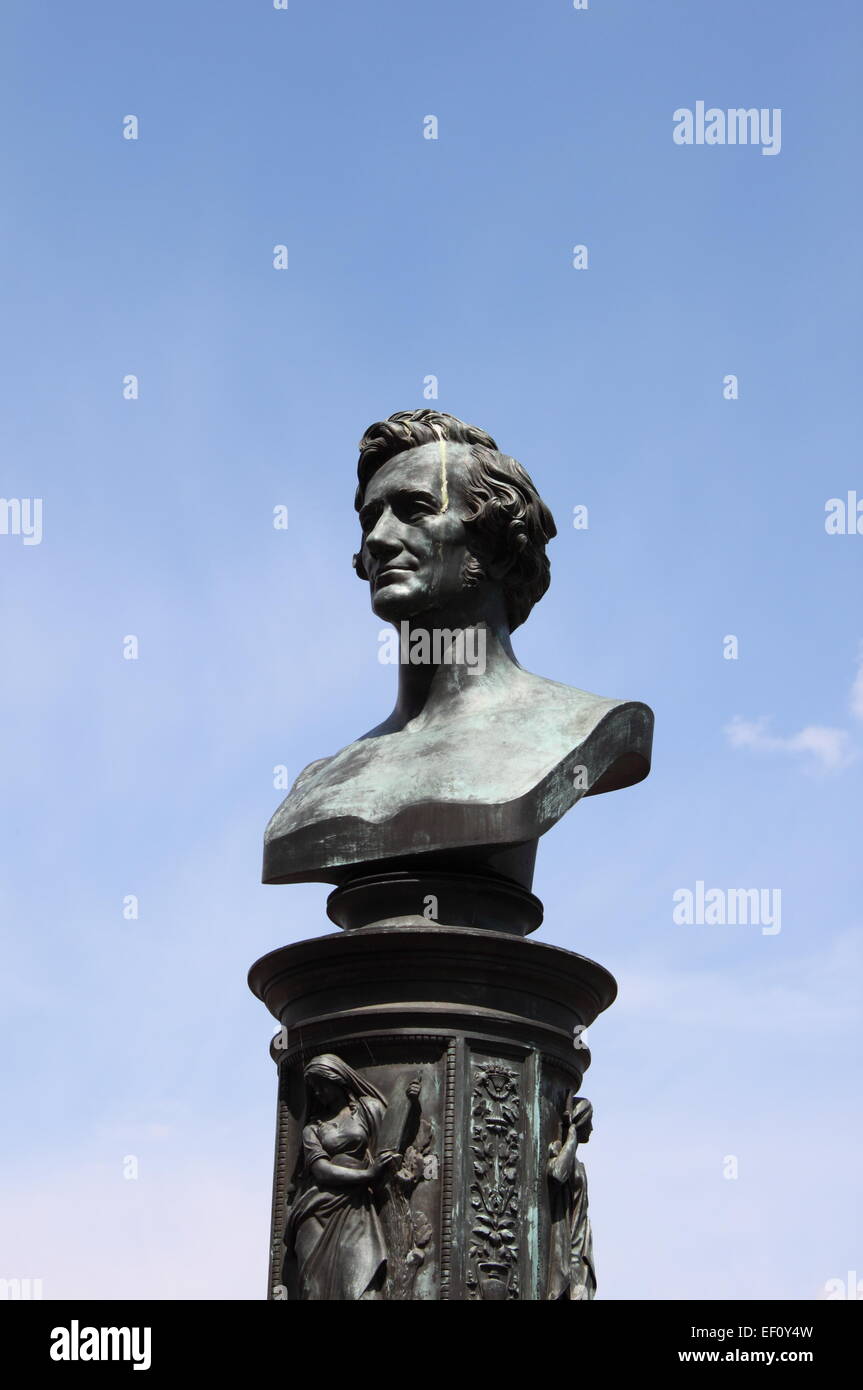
310, 1077, 345, 1110
358, 441, 481, 623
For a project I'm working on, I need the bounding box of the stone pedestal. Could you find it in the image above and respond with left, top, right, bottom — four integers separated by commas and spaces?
249, 922, 616, 1301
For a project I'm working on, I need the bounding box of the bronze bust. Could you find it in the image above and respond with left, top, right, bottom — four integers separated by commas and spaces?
263, 410, 653, 900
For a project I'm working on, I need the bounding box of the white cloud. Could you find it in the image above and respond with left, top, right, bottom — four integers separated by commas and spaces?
725, 715, 853, 771
727, 648, 863, 769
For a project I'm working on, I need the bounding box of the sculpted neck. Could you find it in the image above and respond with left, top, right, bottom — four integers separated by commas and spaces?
386, 593, 520, 729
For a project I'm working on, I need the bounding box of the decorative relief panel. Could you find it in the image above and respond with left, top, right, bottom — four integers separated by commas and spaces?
275, 1041, 445, 1300
467, 1060, 522, 1300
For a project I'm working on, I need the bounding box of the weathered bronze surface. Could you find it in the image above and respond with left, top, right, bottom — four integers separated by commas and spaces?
250, 410, 654, 1298
282, 1054, 424, 1300
547, 1095, 596, 1300
250, 927, 614, 1300
263, 411, 652, 891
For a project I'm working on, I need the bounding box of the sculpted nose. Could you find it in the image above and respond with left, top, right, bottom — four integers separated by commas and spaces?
364, 510, 403, 561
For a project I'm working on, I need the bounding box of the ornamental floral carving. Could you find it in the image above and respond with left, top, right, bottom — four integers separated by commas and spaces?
467, 1062, 521, 1300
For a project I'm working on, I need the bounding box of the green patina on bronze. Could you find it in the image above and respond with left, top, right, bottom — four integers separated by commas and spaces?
250, 410, 654, 1300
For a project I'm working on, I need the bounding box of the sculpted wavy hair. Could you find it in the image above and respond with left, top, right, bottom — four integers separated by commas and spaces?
353, 409, 557, 631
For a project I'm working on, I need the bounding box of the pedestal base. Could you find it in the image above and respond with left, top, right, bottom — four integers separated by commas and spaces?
249, 926, 616, 1301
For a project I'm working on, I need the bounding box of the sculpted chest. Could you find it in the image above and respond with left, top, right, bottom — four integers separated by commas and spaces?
263, 688, 652, 886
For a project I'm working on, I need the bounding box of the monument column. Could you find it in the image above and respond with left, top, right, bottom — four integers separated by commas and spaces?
249, 408, 652, 1302
249, 883, 615, 1301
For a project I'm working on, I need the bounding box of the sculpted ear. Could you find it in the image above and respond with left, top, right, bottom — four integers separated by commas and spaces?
464, 530, 514, 583
484, 553, 516, 582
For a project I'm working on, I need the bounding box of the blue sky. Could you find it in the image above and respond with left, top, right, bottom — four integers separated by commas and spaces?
1, 0, 860, 1298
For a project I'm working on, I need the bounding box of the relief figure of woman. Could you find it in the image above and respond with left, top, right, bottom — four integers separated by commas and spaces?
284, 1054, 402, 1300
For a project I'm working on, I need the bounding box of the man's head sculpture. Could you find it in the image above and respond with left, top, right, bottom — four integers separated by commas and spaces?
262, 407, 653, 915
351, 410, 557, 632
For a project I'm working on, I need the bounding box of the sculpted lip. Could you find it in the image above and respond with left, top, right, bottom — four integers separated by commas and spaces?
374, 565, 416, 587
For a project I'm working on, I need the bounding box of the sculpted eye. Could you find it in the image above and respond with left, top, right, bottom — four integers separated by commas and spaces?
399, 494, 437, 522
